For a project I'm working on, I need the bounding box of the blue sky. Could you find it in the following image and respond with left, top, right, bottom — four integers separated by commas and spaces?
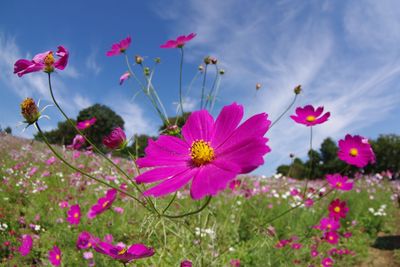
1, 0, 400, 175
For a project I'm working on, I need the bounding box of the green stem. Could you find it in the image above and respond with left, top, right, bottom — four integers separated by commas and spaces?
302, 126, 313, 197
163, 196, 212, 219
35, 122, 151, 212
204, 64, 219, 110
269, 94, 298, 129
179, 48, 185, 116
200, 64, 208, 109
162, 192, 177, 214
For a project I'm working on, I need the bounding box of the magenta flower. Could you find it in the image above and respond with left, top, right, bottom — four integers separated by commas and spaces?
66, 204, 81, 225
324, 231, 339, 244
67, 134, 85, 150
18, 234, 33, 256
48, 246, 62, 266
46, 156, 56, 165
119, 72, 130, 85
14, 46, 69, 77
290, 105, 330, 126
103, 127, 127, 150
328, 199, 349, 220
87, 189, 117, 219
76, 231, 93, 250
77, 117, 97, 130
230, 259, 241, 267
326, 173, 353, 191
135, 103, 271, 199
338, 134, 375, 168
181, 260, 193, 267
160, 33, 196, 48
106, 36, 131, 56
93, 241, 154, 263
317, 217, 340, 231
321, 257, 334, 267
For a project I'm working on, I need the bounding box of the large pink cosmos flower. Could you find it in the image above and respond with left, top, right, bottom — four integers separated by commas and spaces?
290, 105, 330, 126
316, 217, 340, 231
77, 117, 97, 130
103, 127, 127, 150
67, 134, 85, 150
135, 103, 271, 199
106, 36, 131, 56
48, 246, 62, 266
326, 174, 353, 191
93, 240, 154, 263
14, 46, 69, 77
87, 189, 117, 219
18, 234, 33, 256
160, 33, 196, 48
66, 204, 81, 225
328, 199, 349, 220
338, 134, 375, 168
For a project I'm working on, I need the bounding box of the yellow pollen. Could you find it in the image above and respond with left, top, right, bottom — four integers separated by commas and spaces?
56, 254, 60, 260
334, 206, 341, 213
329, 236, 334, 240
336, 182, 342, 188
306, 115, 316, 122
73, 213, 79, 218
44, 52, 55, 66
118, 247, 127, 255
85, 122, 90, 127
190, 140, 215, 166
102, 201, 109, 208
349, 148, 358, 157
327, 224, 332, 229
88, 242, 92, 247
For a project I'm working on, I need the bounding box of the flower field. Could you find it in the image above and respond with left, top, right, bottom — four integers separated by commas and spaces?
0, 134, 399, 266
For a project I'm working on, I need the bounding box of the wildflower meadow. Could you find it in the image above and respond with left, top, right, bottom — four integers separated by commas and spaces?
1, 18, 400, 267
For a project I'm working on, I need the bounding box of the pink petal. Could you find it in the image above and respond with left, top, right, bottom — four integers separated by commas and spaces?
182, 110, 215, 144
143, 169, 196, 197
211, 102, 244, 147
135, 166, 189, 184
54, 46, 69, 70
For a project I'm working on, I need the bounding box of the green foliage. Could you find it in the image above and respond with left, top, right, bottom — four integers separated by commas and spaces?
159, 112, 191, 133
368, 134, 400, 176
34, 119, 77, 145
4, 126, 12, 134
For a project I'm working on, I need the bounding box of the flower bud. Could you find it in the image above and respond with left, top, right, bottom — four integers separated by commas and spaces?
294, 85, 302, 95
144, 67, 150, 76
20, 98, 40, 124
154, 57, 161, 64
198, 65, 204, 72
103, 127, 127, 150
204, 56, 212, 65
135, 55, 144, 64
219, 69, 225, 75
256, 83, 262, 90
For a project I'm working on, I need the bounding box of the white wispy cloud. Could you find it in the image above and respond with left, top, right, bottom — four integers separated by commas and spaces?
85, 48, 102, 75
154, 0, 400, 174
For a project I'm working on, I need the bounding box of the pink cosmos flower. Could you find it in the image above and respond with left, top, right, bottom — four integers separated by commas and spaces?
87, 189, 117, 219
291, 243, 302, 250
103, 127, 127, 150
66, 204, 81, 225
324, 231, 339, 244
59, 201, 69, 209
18, 234, 33, 256
321, 257, 334, 267
135, 103, 271, 199
328, 199, 349, 220
343, 232, 352, 238
230, 259, 241, 267
181, 260, 192, 267
290, 105, 330, 126
310, 250, 319, 257
229, 179, 242, 191
77, 117, 97, 130
160, 33, 196, 48
106, 36, 131, 56
67, 134, 85, 150
46, 156, 56, 165
326, 174, 353, 191
119, 72, 130, 85
48, 246, 62, 266
76, 231, 93, 250
338, 134, 375, 168
317, 217, 340, 231
14, 46, 69, 77
93, 241, 154, 263
304, 198, 314, 207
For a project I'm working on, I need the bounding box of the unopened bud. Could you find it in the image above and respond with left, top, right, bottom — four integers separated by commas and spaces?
256, 83, 262, 90
198, 65, 204, 72
144, 67, 150, 76
289, 153, 295, 158
154, 57, 161, 64
294, 85, 302, 95
219, 69, 225, 75
20, 98, 40, 124
204, 56, 212, 65
135, 55, 144, 64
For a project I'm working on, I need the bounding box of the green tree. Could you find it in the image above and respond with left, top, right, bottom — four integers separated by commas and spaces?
34, 119, 77, 145
369, 134, 400, 176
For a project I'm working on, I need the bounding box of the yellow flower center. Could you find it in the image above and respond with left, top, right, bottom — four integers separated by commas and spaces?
73, 213, 79, 218
85, 122, 90, 127
20, 98, 39, 124
56, 254, 60, 260
334, 206, 341, 213
329, 236, 334, 240
102, 201, 109, 208
190, 140, 215, 166
44, 52, 55, 73
336, 182, 342, 188
327, 224, 332, 229
306, 115, 316, 122
349, 148, 358, 157
118, 247, 127, 255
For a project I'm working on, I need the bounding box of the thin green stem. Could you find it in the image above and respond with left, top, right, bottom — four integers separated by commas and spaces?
35, 122, 151, 212
200, 64, 208, 109
162, 192, 177, 214
179, 48, 185, 116
204, 64, 219, 110
269, 94, 298, 129
163, 196, 212, 219
302, 126, 313, 197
